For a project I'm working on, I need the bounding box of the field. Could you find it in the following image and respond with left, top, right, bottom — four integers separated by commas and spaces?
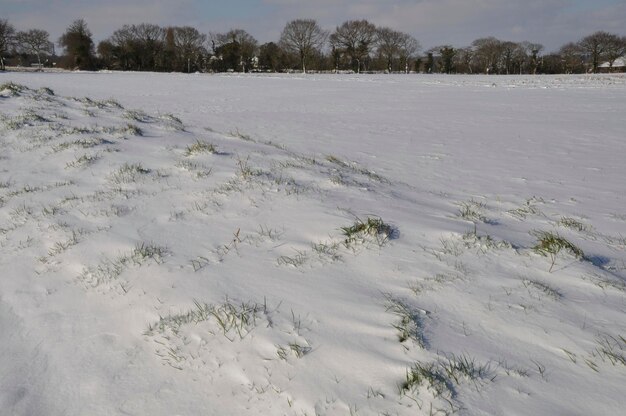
1, 72, 625, 415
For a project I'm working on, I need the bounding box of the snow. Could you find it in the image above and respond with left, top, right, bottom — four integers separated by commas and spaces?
600, 57, 625, 68
1, 72, 625, 415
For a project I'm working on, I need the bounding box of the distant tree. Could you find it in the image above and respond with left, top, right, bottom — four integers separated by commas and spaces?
15, 29, 54, 67
438, 45, 456, 74
0, 19, 16, 70
376, 27, 403, 72
559, 42, 584, 74
398, 35, 420, 73
604, 35, 626, 70
424, 52, 434, 73
540, 53, 566, 74
525, 43, 543, 74
58, 19, 95, 70
258, 42, 293, 72
414, 56, 423, 73
454, 47, 474, 74
472, 37, 503, 73
330, 20, 378, 72
375, 28, 419, 73
133, 23, 166, 70
106, 24, 165, 71
170, 26, 207, 72
279, 19, 327, 73
499, 41, 518, 74
210, 29, 258, 72
96, 39, 117, 69
578, 31, 617, 73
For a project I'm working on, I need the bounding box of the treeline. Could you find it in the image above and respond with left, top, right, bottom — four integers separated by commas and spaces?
1, 18, 625, 74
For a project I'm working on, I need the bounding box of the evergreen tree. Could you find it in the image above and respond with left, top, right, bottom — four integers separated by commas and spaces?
59, 19, 95, 70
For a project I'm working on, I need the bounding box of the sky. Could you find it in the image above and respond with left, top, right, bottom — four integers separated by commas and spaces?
4, 0, 626, 52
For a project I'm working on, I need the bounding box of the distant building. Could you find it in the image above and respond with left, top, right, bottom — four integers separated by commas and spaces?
599, 57, 626, 73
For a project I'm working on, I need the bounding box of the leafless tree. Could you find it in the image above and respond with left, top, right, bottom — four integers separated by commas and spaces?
377, 27, 420, 72
398, 33, 420, 73
107, 24, 165, 71
330, 20, 378, 73
279, 19, 327, 73
169, 26, 207, 72
559, 42, 584, 73
15, 29, 54, 67
210, 29, 258, 72
520, 42, 543, 74
454, 47, 474, 74
472, 37, 503, 74
578, 31, 617, 73
0, 19, 15, 70
603, 34, 626, 70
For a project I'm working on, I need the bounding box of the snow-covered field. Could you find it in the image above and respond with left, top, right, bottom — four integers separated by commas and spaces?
1, 72, 625, 415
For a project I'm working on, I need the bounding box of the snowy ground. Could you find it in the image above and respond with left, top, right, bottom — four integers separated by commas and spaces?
0, 72, 625, 416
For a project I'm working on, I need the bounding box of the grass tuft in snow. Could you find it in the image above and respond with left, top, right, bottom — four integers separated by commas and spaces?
557, 216, 590, 232
53, 138, 113, 152
311, 241, 342, 262
0, 82, 26, 96
592, 334, 626, 367
79, 242, 168, 287
185, 140, 217, 156
123, 123, 143, 136
522, 279, 562, 300
508, 197, 544, 219
124, 109, 153, 123
158, 113, 184, 130
109, 162, 151, 184
277, 342, 311, 359
341, 216, 395, 247
400, 361, 455, 410
36, 87, 55, 96
532, 230, 584, 272
461, 230, 512, 252
235, 156, 262, 180
438, 353, 495, 387
132, 242, 169, 264
147, 299, 264, 340
401, 354, 493, 408
385, 295, 427, 347
277, 249, 309, 267
458, 199, 487, 223
230, 128, 253, 141
66, 153, 100, 169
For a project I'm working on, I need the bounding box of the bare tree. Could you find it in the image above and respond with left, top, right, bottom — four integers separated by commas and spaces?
106, 24, 165, 71
398, 33, 420, 73
210, 29, 258, 72
133, 23, 166, 70
279, 19, 327, 73
0, 19, 15, 70
454, 47, 474, 74
521, 42, 543, 74
472, 37, 503, 74
604, 35, 626, 70
500, 41, 518, 74
15, 29, 54, 67
376, 27, 403, 72
559, 42, 584, 73
578, 31, 616, 73
330, 20, 377, 73
170, 26, 207, 72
